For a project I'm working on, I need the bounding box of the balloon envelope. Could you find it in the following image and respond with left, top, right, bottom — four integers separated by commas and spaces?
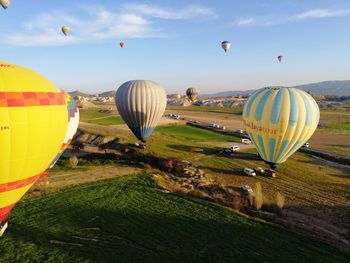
0, 62, 68, 224
0, 0, 9, 9
115, 80, 167, 142
120, 42, 124, 48
243, 87, 319, 169
221, 41, 231, 52
49, 92, 79, 168
62, 26, 70, 36
186, 87, 198, 102
278, 56, 283, 62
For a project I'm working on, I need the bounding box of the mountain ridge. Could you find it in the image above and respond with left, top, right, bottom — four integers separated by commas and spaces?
68, 80, 350, 98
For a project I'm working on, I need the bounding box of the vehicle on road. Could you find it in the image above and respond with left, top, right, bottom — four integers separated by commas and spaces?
224, 145, 240, 153
254, 167, 264, 174
242, 138, 251, 144
243, 168, 256, 176
302, 142, 310, 148
194, 148, 204, 152
264, 169, 276, 178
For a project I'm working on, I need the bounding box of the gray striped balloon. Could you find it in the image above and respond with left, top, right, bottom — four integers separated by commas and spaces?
115, 80, 167, 142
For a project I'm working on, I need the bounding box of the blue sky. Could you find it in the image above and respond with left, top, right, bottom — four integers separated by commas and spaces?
0, 0, 349, 94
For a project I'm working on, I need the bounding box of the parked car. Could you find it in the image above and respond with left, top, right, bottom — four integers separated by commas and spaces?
221, 126, 226, 130
241, 185, 253, 193
241, 138, 251, 144
264, 169, 276, 178
235, 129, 244, 134
194, 148, 204, 152
230, 145, 240, 152
254, 167, 264, 174
243, 168, 256, 176
302, 142, 310, 148
193, 120, 200, 124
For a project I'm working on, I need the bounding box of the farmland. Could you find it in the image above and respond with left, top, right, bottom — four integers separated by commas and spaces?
1, 174, 348, 262
2, 104, 349, 261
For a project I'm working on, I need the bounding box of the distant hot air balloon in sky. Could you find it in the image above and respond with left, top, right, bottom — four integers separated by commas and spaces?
0, 62, 68, 235
62, 26, 70, 36
115, 80, 167, 142
49, 93, 79, 169
186, 87, 198, 102
0, 0, 9, 10
120, 41, 124, 48
221, 41, 231, 53
243, 87, 319, 169
278, 55, 283, 62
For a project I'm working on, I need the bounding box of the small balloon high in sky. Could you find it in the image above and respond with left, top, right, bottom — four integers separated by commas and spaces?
0, 0, 9, 10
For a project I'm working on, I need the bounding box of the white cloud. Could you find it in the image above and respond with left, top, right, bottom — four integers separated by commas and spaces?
235, 8, 350, 27
289, 8, 350, 21
237, 18, 255, 26
4, 4, 216, 47
123, 4, 217, 20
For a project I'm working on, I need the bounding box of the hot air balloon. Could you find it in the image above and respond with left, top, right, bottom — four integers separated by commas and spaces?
0, 0, 9, 10
243, 87, 319, 169
115, 80, 167, 142
186, 87, 198, 102
120, 41, 124, 48
278, 56, 283, 62
221, 41, 231, 53
0, 62, 68, 235
49, 92, 79, 169
62, 26, 70, 36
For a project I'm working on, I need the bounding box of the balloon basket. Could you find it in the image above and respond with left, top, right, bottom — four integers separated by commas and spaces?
0, 222, 8, 237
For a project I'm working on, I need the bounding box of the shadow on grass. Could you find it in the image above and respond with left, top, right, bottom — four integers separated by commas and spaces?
199, 166, 244, 176
167, 144, 221, 155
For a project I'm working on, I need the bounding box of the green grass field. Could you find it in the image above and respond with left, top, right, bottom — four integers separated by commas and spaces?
87, 116, 125, 125
166, 105, 243, 115
79, 109, 124, 125
327, 122, 350, 130
80, 109, 114, 122
156, 125, 240, 143
1, 174, 348, 262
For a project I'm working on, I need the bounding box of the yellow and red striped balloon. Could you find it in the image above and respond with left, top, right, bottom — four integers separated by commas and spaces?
243, 87, 319, 169
0, 62, 68, 224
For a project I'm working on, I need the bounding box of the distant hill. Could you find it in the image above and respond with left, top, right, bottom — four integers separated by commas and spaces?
68, 90, 92, 97
99, 90, 116, 97
199, 89, 255, 98
295, 80, 350, 96
201, 80, 350, 98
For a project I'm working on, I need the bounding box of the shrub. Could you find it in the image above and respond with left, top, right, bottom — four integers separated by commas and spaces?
68, 155, 79, 168
160, 159, 174, 172
232, 196, 242, 210
71, 141, 84, 153
276, 191, 285, 216
188, 189, 207, 199
254, 182, 263, 210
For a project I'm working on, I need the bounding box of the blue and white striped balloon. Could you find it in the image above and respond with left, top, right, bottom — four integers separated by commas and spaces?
243, 87, 319, 169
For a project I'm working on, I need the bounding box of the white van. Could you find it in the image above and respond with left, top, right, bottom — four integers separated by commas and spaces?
241, 139, 251, 144
243, 168, 256, 176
